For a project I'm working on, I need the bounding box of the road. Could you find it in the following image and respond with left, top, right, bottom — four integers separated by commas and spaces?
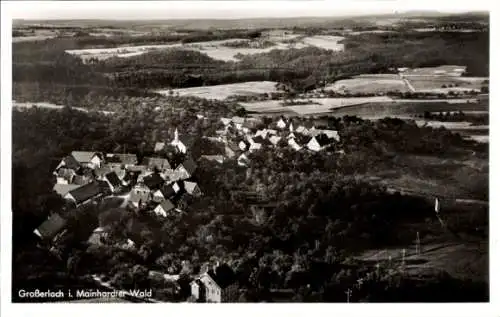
13, 101, 115, 115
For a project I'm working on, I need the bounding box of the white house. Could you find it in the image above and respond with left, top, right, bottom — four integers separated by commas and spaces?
238, 141, 248, 151
269, 135, 282, 147
306, 135, 332, 152
220, 118, 232, 126
277, 118, 287, 129
71, 151, 102, 169
321, 130, 340, 142
255, 129, 268, 139
288, 138, 302, 151
249, 142, 262, 152
154, 142, 166, 152
287, 132, 296, 139
231, 116, 245, 130
154, 200, 175, 217
184, 181, 202, 197
238, 154, 250, 167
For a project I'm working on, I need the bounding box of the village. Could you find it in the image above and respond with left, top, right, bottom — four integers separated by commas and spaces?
33, 114, 342, 303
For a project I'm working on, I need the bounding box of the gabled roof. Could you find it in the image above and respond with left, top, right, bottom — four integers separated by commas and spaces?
143, 173, 164, 190
157, 199, 175, 213
56, 168, 75, 180
94, 166, 112, 178
61, 155, 81, 170
231, 116, 245, 124
315, 134, 333, 147
71, 151, 99, 163
269, 135, 282, 145
105, 172, 121, 188
129, 190, 150, 204
178, 158, 197, 175
73, 174, 92, 186
252, 135, 266, 144
205, 264, 236, 290
106, 153, 138, 165
143, 157, 171, 170
35, 213, 67, 240
184, 181, 200, 195
220, 118, 232, 125
154, 142, 166, 152
127, 165, 147, 173
226, 142, 240, 153
158, 184, 176, 199
67, 181, 103, 204
200, 155, 225, 163
321, 130, 340, 141
53, 183, 82, 197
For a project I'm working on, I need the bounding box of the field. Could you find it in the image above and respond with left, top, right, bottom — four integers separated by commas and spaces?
65, 35, 344, 62
241, 96, 393, 115
406, 76, 487, 93
399, 65, 467, 77
324, 76, 409, 94
156, 81, 279, 100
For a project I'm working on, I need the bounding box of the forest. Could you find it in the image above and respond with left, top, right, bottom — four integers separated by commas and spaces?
12, 107, 488, 302
13, 29, 489, 104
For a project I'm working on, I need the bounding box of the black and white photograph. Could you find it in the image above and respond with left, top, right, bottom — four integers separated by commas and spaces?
0, 0, 497, 315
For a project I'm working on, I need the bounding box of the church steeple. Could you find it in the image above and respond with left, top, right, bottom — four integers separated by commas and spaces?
174, 128, 179, 143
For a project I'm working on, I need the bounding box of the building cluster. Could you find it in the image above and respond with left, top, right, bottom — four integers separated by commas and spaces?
35, 131, 202, 242
213, 116, 341, 167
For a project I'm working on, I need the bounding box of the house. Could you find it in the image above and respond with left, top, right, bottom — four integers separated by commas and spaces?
64, 181, 104, 206
142, 157, 171, 172
277, 118, 287, 129
288, 138, 302, 151
249, 142, 262, 152
220, 118, 232, 126
287, 132, 296, 139
200, 155, 225, 164
231, 116, 245, 130
105, 153, 138, 168
153, 199, 176, 217
52, 183, 82, 198
93, 166, 112, 180
33, 213, 67, 241
171, 129, 194, 154
295, 125, 308, 135
267, 129, 278, 136
71, 151, 102, 169
159, 169, 176, 183
142, 173, 165, 191
225, 142, 239, 158
152, 184, 177, 202
321, 130, 340, 142
73, 174, 93, 186
154, 142, 166, 152
104, 172, 122, 193
190, 263, 238, 303
255, 129, 269, 139
307, 134, 333, 152
54, 168, 76, 184
54, 155, 81, 173
238, 140, 249, 151
184, 181, 202, 197
175, 158, 197, 180
129, 189, 151, 209
269, 135, 282, 147
87, 227, 109, 245
238, 153, 250, 167
196, 114, 206, 120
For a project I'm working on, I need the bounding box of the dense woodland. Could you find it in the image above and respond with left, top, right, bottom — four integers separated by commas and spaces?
12, 106, 488, 302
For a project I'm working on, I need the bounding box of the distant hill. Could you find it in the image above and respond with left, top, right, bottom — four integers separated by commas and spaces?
13, 11, 489, 30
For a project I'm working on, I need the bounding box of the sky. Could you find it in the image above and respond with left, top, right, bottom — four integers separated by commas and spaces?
3, 1, 488, 20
